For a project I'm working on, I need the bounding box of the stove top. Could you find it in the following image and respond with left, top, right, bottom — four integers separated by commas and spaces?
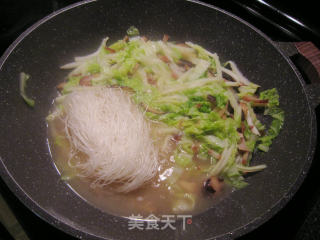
0, 1, 320, 239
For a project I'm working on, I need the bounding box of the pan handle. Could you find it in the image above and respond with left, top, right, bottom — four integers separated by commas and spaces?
275, 41, 320, 109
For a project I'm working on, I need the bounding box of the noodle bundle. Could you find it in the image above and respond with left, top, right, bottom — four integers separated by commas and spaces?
62, 87, 158, 192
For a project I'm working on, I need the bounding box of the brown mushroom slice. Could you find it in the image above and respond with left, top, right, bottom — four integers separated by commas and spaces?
204, 176, 223, 194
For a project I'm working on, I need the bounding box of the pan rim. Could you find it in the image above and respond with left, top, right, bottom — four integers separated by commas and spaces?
0, 0, 317, 239
189, 0, 317, 239
0, 1, 102, 239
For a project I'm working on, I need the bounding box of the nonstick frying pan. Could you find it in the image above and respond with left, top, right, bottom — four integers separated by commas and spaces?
0, 0, 319, 239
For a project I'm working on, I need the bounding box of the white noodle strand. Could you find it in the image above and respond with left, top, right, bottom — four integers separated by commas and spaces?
62, 87, 158, 192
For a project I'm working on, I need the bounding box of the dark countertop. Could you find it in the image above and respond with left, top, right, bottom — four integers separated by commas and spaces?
0, 1, 320, 239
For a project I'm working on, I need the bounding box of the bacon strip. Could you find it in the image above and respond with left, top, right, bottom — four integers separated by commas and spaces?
140, 102, 164, 114
79, 75, 93, 86
208, 149, 221, 160
177, 59, 195, 71
158, 55, 171, 63
242, 152, 249, 165
177, 43, 191, 48
109, 85, 134, 93
130, 63, 140, 75
242, 95, 268, 106
147, 73, 157, 85
238, 137, 250, 152
123, 35, 129, 42
240, 102, 260, 135
163, 34, 169, 43
218, 102, 229, 118
141, 36, 148, 42
171, 71, 178, 80
105, 47, 116, 53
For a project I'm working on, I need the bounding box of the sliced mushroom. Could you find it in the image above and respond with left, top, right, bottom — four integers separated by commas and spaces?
204, 176, 223, 194
56, 82, 66, 91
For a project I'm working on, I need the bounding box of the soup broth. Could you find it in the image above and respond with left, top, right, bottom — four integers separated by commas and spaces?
48, 111, 230, 217
46, 31, 283, 218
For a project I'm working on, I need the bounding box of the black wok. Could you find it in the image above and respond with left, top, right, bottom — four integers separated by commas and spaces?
0, 0, 319, 239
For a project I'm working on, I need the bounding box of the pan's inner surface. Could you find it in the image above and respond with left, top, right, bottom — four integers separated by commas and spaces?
0, 0, 314, 239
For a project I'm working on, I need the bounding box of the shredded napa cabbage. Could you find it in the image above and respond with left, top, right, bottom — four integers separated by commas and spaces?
55, 28, 284, 193
19, 72, 35, 107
